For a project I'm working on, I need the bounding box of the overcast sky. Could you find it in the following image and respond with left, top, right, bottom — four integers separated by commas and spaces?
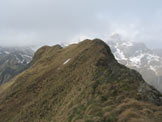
0, 0, 162, 48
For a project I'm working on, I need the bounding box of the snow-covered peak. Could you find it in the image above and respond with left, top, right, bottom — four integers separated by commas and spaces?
108, 39, 162, 71
0, 46, 34, 64
106, 36, 162, 92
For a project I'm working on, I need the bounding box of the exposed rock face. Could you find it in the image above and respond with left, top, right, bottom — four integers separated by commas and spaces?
0, 39, 162, 122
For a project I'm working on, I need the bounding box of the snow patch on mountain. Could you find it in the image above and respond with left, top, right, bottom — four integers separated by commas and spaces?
147, 54, 160, 63
0, 47, 34, 64
129, 54, 145, 68
114, 48, 127, 60
4, 51, 10, 54
63, 58, 71, 65
149, 65, 158, 75
121, 42, 133, 47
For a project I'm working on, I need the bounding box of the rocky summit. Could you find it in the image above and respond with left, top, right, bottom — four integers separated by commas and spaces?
0, 39, 162, 122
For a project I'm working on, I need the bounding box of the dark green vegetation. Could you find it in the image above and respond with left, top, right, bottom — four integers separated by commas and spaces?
0, 39, 162, 122
0, 47, 33, 85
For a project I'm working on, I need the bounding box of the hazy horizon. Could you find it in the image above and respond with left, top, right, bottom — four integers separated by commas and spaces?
0, 0, 162, 49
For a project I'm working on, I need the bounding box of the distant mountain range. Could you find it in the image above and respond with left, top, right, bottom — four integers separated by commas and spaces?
106, 34, 162, 92
0, 47, 34, 85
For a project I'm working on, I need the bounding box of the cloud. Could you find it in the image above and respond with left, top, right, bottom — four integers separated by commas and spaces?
0, 0, 162, 48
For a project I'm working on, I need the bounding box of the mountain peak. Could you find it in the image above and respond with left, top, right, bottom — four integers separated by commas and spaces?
0, 39, 162, 122
31, 39, 116, 67
107, 38, 162, 93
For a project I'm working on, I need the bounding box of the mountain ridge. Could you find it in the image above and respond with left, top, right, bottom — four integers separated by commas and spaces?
0, 39, 162, 122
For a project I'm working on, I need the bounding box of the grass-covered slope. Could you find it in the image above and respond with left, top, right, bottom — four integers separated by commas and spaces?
0, 39, 162, 122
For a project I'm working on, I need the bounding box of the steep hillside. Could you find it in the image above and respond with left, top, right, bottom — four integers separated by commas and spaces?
0, 39, 162, 122
0, 47, 34, 85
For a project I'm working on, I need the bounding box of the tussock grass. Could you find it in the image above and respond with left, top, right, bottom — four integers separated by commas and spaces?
0, 39, 162, 122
